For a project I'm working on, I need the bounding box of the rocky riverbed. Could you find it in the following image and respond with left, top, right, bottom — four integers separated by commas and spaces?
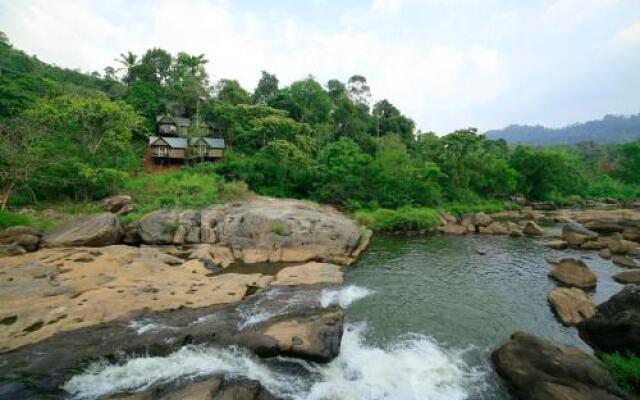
1, 199, 640, 399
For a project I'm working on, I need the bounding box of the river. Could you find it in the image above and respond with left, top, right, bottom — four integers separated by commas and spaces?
64, 233, 623, 400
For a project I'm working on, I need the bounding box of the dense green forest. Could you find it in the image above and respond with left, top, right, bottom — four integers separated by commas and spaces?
486, 114, 640, 146
1, 32, 639, 230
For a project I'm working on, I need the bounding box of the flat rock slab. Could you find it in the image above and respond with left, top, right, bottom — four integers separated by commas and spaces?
492, 332, 625, 400
544, 240, 567, 250
547, 287, 595, 326
0, 246, 272, 351
271, 262, 343, 286
612, 255, 639, 269
548, 258, 597, 289
613, 270, 640, 284
41, 212, 122, 247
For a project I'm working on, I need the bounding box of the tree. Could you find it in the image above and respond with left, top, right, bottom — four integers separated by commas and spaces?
270, 77, 331, 124
347, 75, 371, 108
115, 51, 139, 84
253, 71, 279, 104
216, 79, 251, 105
616, 142, 640, 184
166, 52, 210, 116
372, 99, 415, 145
0, 31, 9, 46
134, 48, 173, 84
326, 79, 346, 101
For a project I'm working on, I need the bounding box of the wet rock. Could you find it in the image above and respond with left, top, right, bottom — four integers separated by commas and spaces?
612, 255, 639, 269
613, 270, 640, 284
548, 258, 597, 289
245, 309, 344, 363
608, 234, 637, 254
581, 240, 607, 250
271, 262, 343, 286
102, 195, 133, 215
523, 221, 545, 236
578, 285, 640, 356
42, 213, 122, 247
600, 248, 612, 259
438, 224, 467, 235
622, 228, 640, 243
492, 332, 625, 400
547, 287, 595, 326
562, 221, 598, 247
544, 240, 567, 250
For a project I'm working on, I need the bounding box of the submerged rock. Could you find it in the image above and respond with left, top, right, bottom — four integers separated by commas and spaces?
548, 258, 597, 289
41, 212, 122, 247
578, 285, 640, 356
492, 332, 625, 400
562, 221, 598, 247
547, 287, 595, 326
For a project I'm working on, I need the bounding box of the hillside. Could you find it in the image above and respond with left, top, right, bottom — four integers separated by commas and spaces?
485, 114, 640, 146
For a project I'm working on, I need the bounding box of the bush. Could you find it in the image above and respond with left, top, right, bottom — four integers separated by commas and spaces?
602, 353, 640, 394
585, 175, 640, 200
220, 180, 254, 202
270, 221, 292, 236
354, 207, 441, 232
439, 200, 519, 217
0, 210, 31, 229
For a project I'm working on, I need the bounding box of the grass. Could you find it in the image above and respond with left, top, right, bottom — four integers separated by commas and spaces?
0, 210, 32, 230
121, 169, 253, 223
438, 200, 519, 217
271, 221, 292, 236
354, 207, 442, 232
602, 353, 640, 394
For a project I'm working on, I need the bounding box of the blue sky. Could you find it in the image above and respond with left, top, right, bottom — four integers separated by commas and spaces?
1, 0, 639, 133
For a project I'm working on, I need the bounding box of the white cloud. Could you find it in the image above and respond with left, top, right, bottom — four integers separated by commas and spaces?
371, 0, 405, 14
613, 20, 640, 48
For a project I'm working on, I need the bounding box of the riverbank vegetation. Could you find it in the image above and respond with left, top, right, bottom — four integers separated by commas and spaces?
1, 35, 639, 230
602, 353, 640, 394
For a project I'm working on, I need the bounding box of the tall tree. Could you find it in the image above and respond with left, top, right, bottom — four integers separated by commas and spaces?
253, 71, 279, 104
115, 51, 139, 84
0, 31, 9, 46
347, 75, 371, 108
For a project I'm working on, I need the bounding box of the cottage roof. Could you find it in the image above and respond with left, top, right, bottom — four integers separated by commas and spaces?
155, 115, 191, 128
202, 137, 225, 149
149, 136, 188, 149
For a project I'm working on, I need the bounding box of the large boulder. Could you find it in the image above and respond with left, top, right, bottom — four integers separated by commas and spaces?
562, 222, 598, 247
101, 195, 133, 215
492, 332, 625, 400
41, 213, 122, 247
548, 258, 597, 289
547, 287, 595, 326
137, 198, 370, 265
0, 226, 40, 254
523, 221, 545, 236
578, 285, 640, 356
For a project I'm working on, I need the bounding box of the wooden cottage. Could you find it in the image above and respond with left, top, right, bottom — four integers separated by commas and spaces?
156, 115, 191, 136
190, 137, 225, 160
149, 136, 189, 160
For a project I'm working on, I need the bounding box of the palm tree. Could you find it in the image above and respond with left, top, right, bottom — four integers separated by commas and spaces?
115, 51, 138, 83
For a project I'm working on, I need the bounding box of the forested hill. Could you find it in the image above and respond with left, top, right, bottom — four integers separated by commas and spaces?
485, 114, 640, 146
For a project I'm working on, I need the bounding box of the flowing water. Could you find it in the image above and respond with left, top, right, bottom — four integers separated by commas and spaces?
65, 233, 624, 400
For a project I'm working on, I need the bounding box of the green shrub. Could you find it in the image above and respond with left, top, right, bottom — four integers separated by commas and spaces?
354, 207, 441, 232
439, 200, 519, 217
602, 353, 640, 394
585, 175, 640, 200
220, 180, 253, 202
0, 210, 31, 229
271, 221, 292, 236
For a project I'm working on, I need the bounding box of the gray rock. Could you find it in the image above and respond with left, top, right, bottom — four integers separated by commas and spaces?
562, 221, 598, 247
613, 270, 640, 284
41, 213, 122, 247
0, 243, 27, 257
492, 332, 625, 400
578, 285, 640, 356
612, 255, 639, 269
102, 195, 133, 215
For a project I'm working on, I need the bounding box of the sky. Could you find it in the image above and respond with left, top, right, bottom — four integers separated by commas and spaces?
1, 0, 639, 133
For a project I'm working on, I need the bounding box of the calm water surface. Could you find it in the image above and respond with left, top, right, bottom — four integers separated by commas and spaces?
345, 233, 624, 399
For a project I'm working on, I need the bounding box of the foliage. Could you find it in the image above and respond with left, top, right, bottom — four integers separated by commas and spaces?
354, 207, 441, 232
602, 353, 640, 394
0, 210, 31, 229
439, 201, 519, 217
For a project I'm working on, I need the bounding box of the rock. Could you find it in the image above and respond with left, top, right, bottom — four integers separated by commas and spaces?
0, 243, 27, 257
492, 332, 625, 400
548, 258, 597, 289
102, 195, 133, 215
622, 228, 640, 242
0, 226, 40, 253
478, 222, 509, 235
249, 309, 344, 362
473, 212, 492, 227
438, 224, 467, 235
547, 287, 595, 326
272, 262, 343, 286
608, 234, 635, 254
581, 240, 607, 250
523, 221, 545, 236
12, 234, 39, 252
137, 198, 370, 265
583, 218, 627, 233
544, 240, 567, 250
507, 222, 524, 237
613, 270, 640, 284
0, 225, 38, 237
562, 221, 598, 247
42, 213, 122, 247
439, 211, 457, 225
578, 285, 640, 356
612, 255, 639, 269
600, 248, 612, 259
531, 201, 555, 210
122, 223, 141, 245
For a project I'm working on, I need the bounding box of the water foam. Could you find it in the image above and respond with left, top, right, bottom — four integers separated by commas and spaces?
319, 285, 371, 308
63, 323, 482, 400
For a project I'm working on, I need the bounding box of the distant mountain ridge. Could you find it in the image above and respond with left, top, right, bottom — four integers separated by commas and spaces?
485, 114, 640, 146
